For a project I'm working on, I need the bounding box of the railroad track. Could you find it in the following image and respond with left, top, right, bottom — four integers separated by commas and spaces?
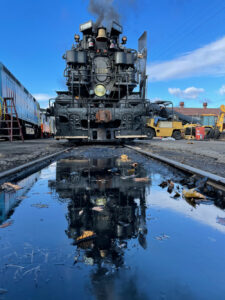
1, 143, 224, 195
125, 144, 225, 192
0, 147, 73, 185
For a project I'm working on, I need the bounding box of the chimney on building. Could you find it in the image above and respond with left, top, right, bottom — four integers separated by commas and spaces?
203, 102, 207, 108
179, 102, 184, 108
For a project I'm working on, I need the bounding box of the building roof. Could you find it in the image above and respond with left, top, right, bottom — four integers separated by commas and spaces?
174, 107, 220, 117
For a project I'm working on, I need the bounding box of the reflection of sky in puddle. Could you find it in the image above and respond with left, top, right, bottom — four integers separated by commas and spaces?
147, 186, 225, 234
39, 162, 56, 180
0, 149, 225, 300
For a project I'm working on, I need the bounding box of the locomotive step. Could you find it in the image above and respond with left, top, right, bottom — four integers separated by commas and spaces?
0, 120, 19, 122
0, 135, 22, 137
0, 128, 21, 130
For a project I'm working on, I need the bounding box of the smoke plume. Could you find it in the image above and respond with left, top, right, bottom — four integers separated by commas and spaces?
88, 0, 120, 28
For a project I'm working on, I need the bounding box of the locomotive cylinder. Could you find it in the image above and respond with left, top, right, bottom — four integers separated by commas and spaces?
66, 50, 87, 64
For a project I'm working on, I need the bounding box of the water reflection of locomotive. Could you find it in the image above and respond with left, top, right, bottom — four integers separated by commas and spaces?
49, 20, 150, 142
49, 157, 150, 268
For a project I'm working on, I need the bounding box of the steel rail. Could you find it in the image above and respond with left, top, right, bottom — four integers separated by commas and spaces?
0, 147, 73, 182
125, 144, 225, 191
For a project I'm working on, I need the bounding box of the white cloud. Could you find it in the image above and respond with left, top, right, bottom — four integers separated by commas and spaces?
168, 87, 205, 99
219, 85, 225, 96
148, 36, 225, 81
33, 93, 55, 101
151, 97, 161, 102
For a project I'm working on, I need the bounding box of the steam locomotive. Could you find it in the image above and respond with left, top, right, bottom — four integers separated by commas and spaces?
51, 20, 151, 142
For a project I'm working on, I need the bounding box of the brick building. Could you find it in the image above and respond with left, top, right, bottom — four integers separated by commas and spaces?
173, 102, 221, 118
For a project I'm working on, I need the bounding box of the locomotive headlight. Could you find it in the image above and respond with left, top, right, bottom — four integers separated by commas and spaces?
94, 85, 106, 97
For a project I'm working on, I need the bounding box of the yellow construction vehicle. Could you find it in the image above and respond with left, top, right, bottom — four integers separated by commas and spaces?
217, 104, 225, 132
201, 105, 225, 132
183, 124, 199, 140
184, 104, 225, 139
146, 101, 184, 140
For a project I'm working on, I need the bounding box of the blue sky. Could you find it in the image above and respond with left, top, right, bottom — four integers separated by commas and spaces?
1, 0, 225, 108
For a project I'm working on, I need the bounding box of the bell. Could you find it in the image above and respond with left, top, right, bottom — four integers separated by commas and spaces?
96, 27, 107, 42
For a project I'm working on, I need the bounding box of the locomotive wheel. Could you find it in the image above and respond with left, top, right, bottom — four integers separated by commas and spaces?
172, 130, 182, 140
146, 128, 155, 140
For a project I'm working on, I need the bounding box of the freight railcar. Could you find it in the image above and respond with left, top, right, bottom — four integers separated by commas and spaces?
50, 20, 151, 142
0, 62, 41, 138
40, 109, 56, 137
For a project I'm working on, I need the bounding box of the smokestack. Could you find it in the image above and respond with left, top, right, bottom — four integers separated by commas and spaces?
180, 102, 184, 108
203, 102, 207, 108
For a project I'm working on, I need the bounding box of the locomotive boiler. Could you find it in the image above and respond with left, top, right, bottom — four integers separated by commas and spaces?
51, 20, 150, 142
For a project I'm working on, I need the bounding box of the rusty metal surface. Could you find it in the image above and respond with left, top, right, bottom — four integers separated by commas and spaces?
95, 110, 112, 123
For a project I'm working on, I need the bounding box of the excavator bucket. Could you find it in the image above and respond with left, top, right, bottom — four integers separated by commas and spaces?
220, 104, 225, 112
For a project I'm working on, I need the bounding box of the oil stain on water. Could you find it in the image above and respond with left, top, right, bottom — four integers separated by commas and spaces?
0, 147, 225, 300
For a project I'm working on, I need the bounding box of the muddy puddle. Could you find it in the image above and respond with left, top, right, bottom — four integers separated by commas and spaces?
0, 147, 225, 300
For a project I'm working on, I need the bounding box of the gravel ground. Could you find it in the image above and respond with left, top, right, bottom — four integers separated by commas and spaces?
0, 138, 225, 178
0, 139, 70, 173
133, 139, 225, 177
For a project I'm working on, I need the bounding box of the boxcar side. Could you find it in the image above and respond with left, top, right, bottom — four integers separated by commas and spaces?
0, 62, 41, 137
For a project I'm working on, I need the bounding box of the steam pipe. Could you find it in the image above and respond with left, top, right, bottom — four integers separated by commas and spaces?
171, 110, 200, 124
149, 103, 200, 124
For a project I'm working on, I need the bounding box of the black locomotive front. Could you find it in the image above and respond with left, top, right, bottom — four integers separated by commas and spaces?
53, 20, 149, 141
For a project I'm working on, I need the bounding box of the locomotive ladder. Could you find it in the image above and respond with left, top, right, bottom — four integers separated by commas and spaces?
0, 97, 24, 142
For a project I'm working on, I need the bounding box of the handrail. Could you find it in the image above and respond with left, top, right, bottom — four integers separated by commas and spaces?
65, 70, 139, 102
